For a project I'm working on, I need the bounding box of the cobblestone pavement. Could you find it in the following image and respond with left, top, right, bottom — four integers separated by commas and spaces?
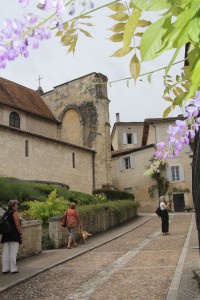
0, 214, 197, 300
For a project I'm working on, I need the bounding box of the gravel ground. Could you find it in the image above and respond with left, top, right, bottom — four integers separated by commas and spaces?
0, 214, 193, 300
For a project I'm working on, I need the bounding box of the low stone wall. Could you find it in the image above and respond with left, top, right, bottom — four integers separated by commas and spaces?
18, 220, 43, 259
49, 206, 138, 248
0, 220, 43, 262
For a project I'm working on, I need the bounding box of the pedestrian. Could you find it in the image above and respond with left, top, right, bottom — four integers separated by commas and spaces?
1, 199, 22, 274
65, 201, 81, 249
159, 196, 170, 235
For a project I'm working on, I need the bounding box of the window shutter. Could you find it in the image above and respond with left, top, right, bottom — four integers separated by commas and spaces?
183, 145, 191, 153
133, 133, 137, 144
166, 166, 172, 182
118, 158, 124, 172
130, 156, 134, 168
179, 165, 185, 181
123, 133, 127, 144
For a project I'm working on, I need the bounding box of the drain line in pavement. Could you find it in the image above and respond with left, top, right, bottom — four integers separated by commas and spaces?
65, 228, 161, 300
166, 214, 194, 300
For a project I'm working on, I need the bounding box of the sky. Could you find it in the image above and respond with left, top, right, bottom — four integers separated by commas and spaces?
0, 1, 184, 128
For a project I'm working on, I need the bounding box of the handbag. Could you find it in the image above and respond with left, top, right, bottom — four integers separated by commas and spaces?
60, 214, 67, 227
155, 207, 162, 217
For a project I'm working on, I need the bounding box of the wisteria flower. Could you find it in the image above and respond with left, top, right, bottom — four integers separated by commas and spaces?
17, 0, 30, 7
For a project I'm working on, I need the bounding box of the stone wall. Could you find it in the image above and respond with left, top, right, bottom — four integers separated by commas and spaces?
49, 206, 138, 248
0, 220, 42, 263
0, 104, 58, 139
42, 72, 112, 190
0, 126, 94, 194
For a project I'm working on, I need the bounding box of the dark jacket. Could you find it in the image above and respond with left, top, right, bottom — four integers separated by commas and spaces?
1, 209, 21, 244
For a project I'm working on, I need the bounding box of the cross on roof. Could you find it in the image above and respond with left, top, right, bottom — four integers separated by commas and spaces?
37, 75, 43, 87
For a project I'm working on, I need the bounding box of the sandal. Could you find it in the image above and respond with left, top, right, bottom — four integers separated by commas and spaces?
67, 246, 72, 249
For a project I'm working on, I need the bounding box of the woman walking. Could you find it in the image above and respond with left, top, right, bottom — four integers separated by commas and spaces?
159, 196, 170, 235
65, 202, 81, 249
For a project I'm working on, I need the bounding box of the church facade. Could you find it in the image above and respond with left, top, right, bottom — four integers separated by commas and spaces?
0, 73, 112, 194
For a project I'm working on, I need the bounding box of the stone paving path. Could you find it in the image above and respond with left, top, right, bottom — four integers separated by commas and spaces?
0, 213, 197, 300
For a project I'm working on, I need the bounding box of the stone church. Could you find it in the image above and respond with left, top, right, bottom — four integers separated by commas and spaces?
0, 72, 112, 194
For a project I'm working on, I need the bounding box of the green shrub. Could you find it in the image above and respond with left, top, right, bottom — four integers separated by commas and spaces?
94, 193, 108, 203
93, 189, 134, 201
0, 177, 98, 209
22, 190, 70, 224
0, 177, 45, 207
78, 200, 139, 224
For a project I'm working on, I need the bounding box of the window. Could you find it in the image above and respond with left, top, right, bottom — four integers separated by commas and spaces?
9, 112, 20, 129
127, 134, 132, 144
123, 132, 137, 145
119, 156, 134, 172
25, 140, 29, 157
72, 152, 75, 168
124, 157, 131, 169
124, 187, 133, 194
171, 166, 180, 181
167, 165, 185, 182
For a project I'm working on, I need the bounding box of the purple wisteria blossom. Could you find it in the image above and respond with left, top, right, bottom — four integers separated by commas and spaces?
1, 0, 95, 68
155, 91, 200, 160
17, 0, 30, 7
0, 14, 51, 68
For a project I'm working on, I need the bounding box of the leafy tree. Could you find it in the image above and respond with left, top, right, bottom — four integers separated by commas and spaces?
23, 189, 69, 224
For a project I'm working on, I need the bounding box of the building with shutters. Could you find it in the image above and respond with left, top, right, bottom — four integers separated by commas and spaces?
111, 114, 193, 212
0, 72, 193, 212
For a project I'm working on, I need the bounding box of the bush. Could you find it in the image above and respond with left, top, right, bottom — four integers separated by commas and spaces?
93, 189, 134, 201
0, 177, 98, 209
22, 190, 70, 224
0, 177, 45, 207
78, 200, 139, 224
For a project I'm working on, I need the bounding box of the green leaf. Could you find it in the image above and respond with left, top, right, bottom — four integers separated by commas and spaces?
135, 32, 143, 37
108, 23, 125, 33
173, 94, 186, 107
140, 16, 170, 61
163, 97, 173, 102
188, 18, 200, 43
182, 82, 191, 91
147, 73, 152, 83
107, 2, 127, 12
55, 30, 63, 37
79, 15, 92, 19
130, 54, 140, 81
78, 28, 92, 38
67, 35, 78, 53
165, 47, 182, 75
188, 53, 200, 98
163, 106, 172, 118
79, 22, 93, 26
111, 47, 133, 57
109, 12, 129, 21
137, 20, 151, 27
131, 0, 171, 11
63, 22, 69, 30
123, 8, 142, 48
109, 33, 124, 42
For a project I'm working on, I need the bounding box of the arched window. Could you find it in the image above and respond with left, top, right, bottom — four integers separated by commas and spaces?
9, 112, 20, 129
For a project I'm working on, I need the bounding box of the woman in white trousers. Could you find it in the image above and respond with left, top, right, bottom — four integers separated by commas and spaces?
1, 200, 22, 274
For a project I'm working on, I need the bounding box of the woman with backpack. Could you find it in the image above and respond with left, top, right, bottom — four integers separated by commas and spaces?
1, 199, 22, 274
65, 201, 81, 249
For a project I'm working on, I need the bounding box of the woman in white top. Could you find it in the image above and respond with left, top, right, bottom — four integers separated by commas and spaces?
159, 196, 170, 235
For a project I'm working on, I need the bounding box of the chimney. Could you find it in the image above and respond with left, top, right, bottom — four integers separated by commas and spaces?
116, 113, 120, 122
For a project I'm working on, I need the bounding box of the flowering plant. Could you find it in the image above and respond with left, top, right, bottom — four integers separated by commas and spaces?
155, 91, 200, 163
